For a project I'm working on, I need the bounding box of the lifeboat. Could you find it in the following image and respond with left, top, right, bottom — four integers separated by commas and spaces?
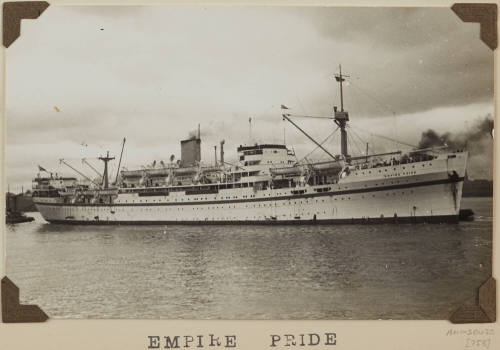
270, 166, 303, 176
311, 160, 344, 172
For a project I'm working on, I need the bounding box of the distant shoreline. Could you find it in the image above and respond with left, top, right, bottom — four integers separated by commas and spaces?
462, 179, 493, 197
462, 194, 493, 198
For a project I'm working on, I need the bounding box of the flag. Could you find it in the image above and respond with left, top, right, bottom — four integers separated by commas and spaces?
280, 104, 289, 109
38, 165, 47, 172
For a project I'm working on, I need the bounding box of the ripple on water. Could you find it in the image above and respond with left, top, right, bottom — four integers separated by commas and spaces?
6, 197, 492, 319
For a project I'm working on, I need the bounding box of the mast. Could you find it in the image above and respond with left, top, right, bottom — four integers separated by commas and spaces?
334, 64, 349, 158
114, 137, 126, 185
99, 151, 115, 189
339, 65, 344, 111
248, 117, 252, 142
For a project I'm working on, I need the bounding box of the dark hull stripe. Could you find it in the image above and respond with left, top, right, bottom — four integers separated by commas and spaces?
34, 177, 464, 208
46, 215, 459, 225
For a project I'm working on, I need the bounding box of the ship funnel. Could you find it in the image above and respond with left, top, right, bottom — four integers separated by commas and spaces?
180, 137, 201, 167
220, 140, 225, 165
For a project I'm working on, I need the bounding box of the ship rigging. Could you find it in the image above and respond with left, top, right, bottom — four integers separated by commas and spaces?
31, 65, 468, 225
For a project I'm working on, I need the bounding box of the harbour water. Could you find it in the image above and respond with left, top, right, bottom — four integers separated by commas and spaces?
5, 197, 492, 319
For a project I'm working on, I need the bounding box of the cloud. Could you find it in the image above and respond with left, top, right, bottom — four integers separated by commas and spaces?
4, 6, 494, 190
288, 7, 493, 116
63, 6, 145, 18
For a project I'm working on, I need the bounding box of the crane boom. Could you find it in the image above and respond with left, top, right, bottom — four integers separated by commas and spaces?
59, 159, 100, 186
350, 150, 402, 161
285, 113, 334, 120
82, 158, 102, 179
282, 114, 337, 160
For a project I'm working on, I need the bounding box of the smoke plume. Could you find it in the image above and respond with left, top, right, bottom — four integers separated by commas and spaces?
187, 128, 201, 140
417, 115, 494, 180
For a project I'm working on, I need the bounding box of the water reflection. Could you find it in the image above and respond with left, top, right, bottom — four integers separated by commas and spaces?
6, 197, 493, 319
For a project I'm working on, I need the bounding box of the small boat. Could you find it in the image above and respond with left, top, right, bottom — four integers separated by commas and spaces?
459, 208, 474, 221
6, 211, 34, 224
5, 193, 34, 224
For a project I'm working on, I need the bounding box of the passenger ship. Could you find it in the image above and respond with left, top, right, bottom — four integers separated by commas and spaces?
32, 68, 467, 224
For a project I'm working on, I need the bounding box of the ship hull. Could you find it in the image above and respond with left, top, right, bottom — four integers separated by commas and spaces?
34, 178, 464, 225
42, 215, 459, 225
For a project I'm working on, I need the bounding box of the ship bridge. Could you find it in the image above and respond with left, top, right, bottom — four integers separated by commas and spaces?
33, 176, 78, 190
237, 144, 295, 171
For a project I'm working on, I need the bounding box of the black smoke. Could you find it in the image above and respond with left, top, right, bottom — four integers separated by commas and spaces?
417, 115, 494, 179
418, 129, 452, 149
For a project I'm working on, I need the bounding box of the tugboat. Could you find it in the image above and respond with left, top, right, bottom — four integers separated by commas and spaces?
6, 192, 34, 224
458, 208, 474, 221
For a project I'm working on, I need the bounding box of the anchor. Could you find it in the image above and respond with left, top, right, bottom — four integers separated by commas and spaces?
448, 170, 459, 210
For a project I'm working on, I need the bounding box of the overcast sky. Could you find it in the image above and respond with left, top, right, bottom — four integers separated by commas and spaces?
5, 6, 494, 190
